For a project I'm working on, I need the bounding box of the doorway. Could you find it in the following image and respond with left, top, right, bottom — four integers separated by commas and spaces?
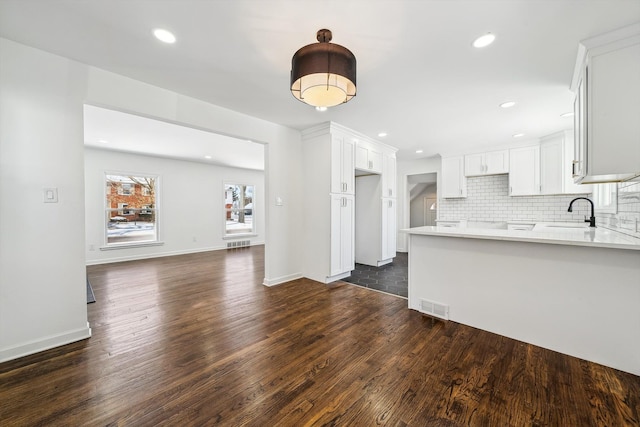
408, 173, 438, 228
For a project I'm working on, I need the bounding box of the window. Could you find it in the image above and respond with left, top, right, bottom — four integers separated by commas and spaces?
224, 183, 255, 236
106, 174, 158, 246
118, 203, 131, 215
118, 183, 133, 196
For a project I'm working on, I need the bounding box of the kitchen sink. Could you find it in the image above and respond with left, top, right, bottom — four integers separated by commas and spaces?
533, 222, 591, 231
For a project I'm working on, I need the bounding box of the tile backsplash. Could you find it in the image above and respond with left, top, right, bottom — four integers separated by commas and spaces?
598, 179, 640, 239
439, 174, 593, 222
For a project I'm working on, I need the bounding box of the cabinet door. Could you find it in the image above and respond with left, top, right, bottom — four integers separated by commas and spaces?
441, 156, 467, 198
368, 149, 383, 173
464, 153, 485, 176
330, 194, 354, 276
509, 145, 540, 196
540, 137, 563, 195
382, 154, 397, 197
485, 150, 509, 174
355, 143, 383, 173
573, 71, 587, 181
331, 136, 355, 194
381, 198, 396, 261
355, 145, 368, 170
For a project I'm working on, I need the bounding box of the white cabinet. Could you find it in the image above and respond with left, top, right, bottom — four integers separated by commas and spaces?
330, 194, 355, 276
441, 156, 467, 198
355, 141, 382, 173
540, 131, 592, 195
330, 135, 355, 194
509, 145, 540, 196
464, 150, 509, 176
540, 137, 563, 195
571, 24, 640, 183
381, 198, 396, 262
382, 153, 397, 198
302, 123, 356, 283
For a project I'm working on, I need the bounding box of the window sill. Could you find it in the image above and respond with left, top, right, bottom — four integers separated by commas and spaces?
222, 234, 257, 240
100, 241, 165, 251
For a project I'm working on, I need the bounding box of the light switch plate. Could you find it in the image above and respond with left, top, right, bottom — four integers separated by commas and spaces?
43, 188, 58, 203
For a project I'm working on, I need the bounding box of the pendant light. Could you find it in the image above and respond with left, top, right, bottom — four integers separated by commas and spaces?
290, 29, 356, 108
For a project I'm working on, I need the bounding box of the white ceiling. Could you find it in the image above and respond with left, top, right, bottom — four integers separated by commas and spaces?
84, 105, 265, 170
1, 0, 639, 162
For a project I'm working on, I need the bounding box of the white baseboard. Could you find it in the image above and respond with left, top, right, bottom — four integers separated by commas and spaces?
86, 241, 265, 265
0, 323, 92, 363
263, 272, 303, 287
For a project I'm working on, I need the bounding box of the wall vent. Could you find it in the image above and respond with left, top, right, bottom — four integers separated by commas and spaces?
227, 240, 251, 249
419, 299, 449, 321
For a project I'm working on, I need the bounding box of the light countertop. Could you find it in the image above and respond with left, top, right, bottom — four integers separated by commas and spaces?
402, 225, 640, 251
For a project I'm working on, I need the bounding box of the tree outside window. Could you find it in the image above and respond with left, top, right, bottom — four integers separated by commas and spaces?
224, 183, 254, 236
106, 174, 158, 245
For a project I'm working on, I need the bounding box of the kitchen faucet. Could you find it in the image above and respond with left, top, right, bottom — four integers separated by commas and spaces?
567, 197, 596, 227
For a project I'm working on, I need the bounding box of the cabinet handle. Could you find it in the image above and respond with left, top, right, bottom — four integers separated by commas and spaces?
388, 200, 392, 208
388, 188, 392, 197
368, 160, 373, 169
510, 186, 513, 195
459, 189, 462, 195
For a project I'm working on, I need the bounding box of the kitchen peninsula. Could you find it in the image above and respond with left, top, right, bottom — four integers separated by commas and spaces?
404, 225, 640, 375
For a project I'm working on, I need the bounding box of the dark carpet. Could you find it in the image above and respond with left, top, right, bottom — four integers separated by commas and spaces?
343, 252, 408, 298
86, 278, 96, 304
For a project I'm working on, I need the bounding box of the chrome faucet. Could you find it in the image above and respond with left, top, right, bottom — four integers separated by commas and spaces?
568, 197, 596, 227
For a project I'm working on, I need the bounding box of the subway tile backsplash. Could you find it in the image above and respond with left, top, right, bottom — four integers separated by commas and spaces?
439, 174, 593, 222
598, 179, 640, 239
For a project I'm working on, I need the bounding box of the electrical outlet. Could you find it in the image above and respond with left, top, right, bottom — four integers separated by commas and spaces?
192, 236, 197, 242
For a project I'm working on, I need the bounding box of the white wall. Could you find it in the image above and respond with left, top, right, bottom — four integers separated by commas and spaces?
0, 37, 304, 362
85, 148, 265, 264
396, 156, 442, 251
0, 38, 91, 361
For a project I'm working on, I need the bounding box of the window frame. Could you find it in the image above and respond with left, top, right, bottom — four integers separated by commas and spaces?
223, 181, 257, 239
103, 172, 162, 249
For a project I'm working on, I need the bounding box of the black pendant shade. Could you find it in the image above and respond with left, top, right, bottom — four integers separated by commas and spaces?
290, 29, 356, 108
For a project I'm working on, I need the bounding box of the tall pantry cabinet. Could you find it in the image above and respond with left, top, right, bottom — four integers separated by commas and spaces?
302, 122, 398, 283
302, 123, 355, 283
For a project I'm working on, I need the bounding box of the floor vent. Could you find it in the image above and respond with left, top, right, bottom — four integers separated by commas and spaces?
227, 240, 251, 249
419, 299, 449, 321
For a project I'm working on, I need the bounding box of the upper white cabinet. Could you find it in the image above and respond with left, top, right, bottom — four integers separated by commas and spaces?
571, 23, 640, 183
441, 156, 467, 198
540, 131, 592, 195
509, 145, 540, 196
464, 150, 509, 177
382, 153, 397, 198
355, 141, 383, 173
330, 135, 355, 194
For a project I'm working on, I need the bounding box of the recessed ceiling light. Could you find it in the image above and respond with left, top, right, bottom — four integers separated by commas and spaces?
378, 132, 387, 137
415, 149, 424, 154
473, 33, 496, 48
98, 139, 109, 144
315, 106, 327, 112
512, 133, 525, 138
500, 101, 516, 108
560, 112, 574, 118
204, 155, 212, 159
153, 28, 176, 44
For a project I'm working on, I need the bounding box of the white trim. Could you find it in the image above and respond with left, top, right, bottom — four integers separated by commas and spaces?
87, 241, 265, 266
263, 272, 303, 287
100, 241, 165, 251
0, 323, 92, 363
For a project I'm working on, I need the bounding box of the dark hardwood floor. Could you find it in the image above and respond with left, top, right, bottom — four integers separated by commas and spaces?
1, 245, 639, 426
